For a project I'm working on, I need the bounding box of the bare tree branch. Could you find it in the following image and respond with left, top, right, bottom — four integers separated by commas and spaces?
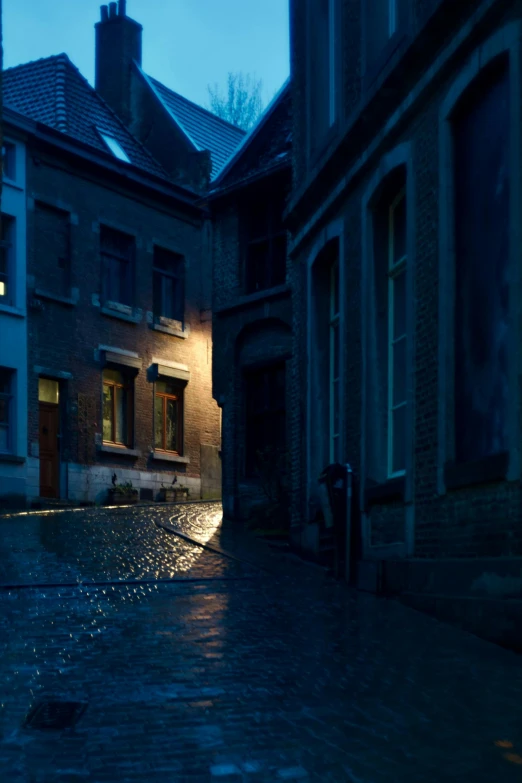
207, 72, 264, 131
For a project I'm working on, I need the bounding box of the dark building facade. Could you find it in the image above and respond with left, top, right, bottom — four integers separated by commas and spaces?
287, 0, 522, 647
209, 84, 292, 524
0, 1, 244, 506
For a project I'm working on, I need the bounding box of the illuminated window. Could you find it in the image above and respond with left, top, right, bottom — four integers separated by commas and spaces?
98, 132, 131, 163
102, 368, 133, 446
154, 379, 183, 454
153, 247, 185, 326
38, 378, 60, 404
100, 225, 135, 307
2, 142, 16, 181
0, 215, 14, 303
0, 368, 14, 453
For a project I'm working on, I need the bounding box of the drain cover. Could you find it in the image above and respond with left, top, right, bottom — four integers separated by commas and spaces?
24, 700, 87, 730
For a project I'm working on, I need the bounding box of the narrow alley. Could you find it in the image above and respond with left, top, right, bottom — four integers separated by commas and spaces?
0, 503, 521, 782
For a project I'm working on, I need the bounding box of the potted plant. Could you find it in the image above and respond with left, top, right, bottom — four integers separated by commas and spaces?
107, 476, 139, 505
158, 476, 189, 502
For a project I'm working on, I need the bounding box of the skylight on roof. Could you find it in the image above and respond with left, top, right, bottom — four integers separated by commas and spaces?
98, 131, 130, 163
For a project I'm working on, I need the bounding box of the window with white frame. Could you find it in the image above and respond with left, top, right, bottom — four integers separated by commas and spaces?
0, 368, 14, 453
329, 257, 340, 462
0, 215, 15, 305
388, 189, 407, 476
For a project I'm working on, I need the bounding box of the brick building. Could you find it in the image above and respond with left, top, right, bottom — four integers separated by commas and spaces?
0, 1, 244, 506
209, 83, 292, 524
286, 0, 522, 647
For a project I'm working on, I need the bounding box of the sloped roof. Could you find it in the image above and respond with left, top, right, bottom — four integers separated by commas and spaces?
148, 75, 246, 178
211, 80, 291, 193
3, 54, 167, 180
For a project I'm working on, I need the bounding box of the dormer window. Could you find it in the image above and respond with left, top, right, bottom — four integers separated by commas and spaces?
98, 131, 130, 163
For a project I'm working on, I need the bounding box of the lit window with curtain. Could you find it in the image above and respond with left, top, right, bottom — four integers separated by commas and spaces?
154, 379, 183, 455
102, 368, 133, 447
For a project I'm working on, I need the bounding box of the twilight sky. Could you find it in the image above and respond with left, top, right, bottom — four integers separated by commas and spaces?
3, 0, 289, 110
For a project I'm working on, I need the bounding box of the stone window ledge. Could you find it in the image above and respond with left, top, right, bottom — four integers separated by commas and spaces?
101, 304, 142, 324
0, 303, 25, 318
0, 453, 25, 464
364, 476, 405, 509
34, 288, 78, 306
444, 452, 508, 491
151, 451, 190, 464
215, 284, 290, 316
98, 444, 141, 458
149, 323, 187, 339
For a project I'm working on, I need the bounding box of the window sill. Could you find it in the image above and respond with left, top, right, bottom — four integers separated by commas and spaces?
151, 451, 190, 464
99, 444, 141, 458
101, 305, 142, 324
215, 284, 290, 316
34, 288, 78, 307
364, 476, 405, 509
444, 452, 508, 491
0, 453, 25, 464
149, 323, 187, 339
0, 302, 25, 318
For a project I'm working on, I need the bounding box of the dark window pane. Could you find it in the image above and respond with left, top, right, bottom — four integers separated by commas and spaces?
154, 397, 164, 449
153, 248, 184, 321
393, 270, 406, 338
2, 142, 16, 180
245, 241, 269, 293
454, 60, 510, 462
392, 193, 406, 264
100, 226, 134, 306
331, 322, 340, 377
392, 404, 406, 474
331, 260, 339, 316
0, 215, 14, 302
271, 234, 287, 287
0, 397, 8, 424
392, 336, 407, 406
115, 386, 127, 444
34, 203, 70, 295
166, 398, 179, 452
102, 384, 113, 442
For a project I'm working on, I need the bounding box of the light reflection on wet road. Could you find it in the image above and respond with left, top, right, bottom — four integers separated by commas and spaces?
0, 504, 522, 782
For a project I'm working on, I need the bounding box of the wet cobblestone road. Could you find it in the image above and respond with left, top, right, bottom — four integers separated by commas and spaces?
1, 503, 522, 782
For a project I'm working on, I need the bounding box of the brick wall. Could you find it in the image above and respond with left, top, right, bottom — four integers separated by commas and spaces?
26, 145, 221, 502
288, 0, 522, 560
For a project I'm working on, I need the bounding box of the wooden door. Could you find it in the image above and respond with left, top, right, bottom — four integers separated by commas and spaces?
39, 403, 60, 498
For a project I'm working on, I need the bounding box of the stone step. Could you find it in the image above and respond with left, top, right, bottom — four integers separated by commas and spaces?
399, 591, 522, 653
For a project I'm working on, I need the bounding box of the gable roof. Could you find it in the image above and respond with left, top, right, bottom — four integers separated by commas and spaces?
145, 72, 246, 179
210, 79, 291, 194
3, 54, 167, 180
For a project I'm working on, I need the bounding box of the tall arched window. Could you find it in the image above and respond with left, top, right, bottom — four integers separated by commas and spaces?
452, 56, 510, 463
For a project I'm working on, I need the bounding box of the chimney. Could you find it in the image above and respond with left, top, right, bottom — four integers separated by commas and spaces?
95, 2, 142, 127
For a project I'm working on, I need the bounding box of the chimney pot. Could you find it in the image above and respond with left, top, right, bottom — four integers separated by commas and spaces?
108, 2, 117, 18
118, 0, 127, 16
100, 5, 108, 21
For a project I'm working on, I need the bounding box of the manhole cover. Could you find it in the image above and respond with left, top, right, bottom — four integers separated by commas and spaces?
23, 700, 87, 730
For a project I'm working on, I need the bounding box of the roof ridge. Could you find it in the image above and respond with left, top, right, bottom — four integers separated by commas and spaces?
149, 74, 246, 136
54, 56, 68, 133
3, 52, 71, 74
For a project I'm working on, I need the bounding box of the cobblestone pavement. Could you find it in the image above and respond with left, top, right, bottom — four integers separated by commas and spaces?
1, 503, 522, 782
